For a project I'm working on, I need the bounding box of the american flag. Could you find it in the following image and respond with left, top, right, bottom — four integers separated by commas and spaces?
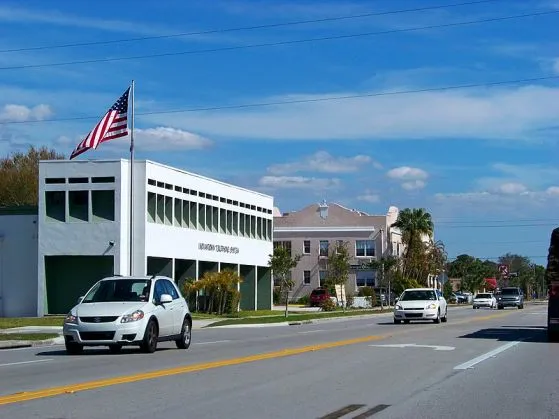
70, 87, 131, 159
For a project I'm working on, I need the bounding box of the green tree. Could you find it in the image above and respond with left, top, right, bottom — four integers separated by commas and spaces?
442, 280, 454, 300
326, 241, 351, 311
368, 256, 399, 308
182, 269, 242, 315
498, 253, 533, 294
268, 246, 301, 318
0, 146, 65, 207
462, 259, 489, 294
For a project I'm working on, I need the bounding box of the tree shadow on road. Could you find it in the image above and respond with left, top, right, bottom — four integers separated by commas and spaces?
458, 326, 548, 343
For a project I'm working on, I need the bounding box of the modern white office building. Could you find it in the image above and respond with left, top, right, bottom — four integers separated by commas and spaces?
36, 159, 274, 315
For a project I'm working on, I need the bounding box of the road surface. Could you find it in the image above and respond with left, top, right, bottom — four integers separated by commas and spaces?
0, 304, 555, 418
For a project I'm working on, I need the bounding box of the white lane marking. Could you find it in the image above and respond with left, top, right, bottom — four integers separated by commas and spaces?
369, 343, 455, 351
454, 341, 520, 370
0, 359, 54, 368
297, 329, 326, 334
195, 340, 231, 345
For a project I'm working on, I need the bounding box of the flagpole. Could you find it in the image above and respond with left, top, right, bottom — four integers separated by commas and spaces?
129, 80, 135, 276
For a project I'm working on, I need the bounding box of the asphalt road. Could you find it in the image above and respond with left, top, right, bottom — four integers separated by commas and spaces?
0, 304, 555, 418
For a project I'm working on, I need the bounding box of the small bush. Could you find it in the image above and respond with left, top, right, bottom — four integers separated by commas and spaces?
297, 295, 310, 306
320, 298, 337, 311
345, 293, 355, 308
273, 287, 281, 305
225, 289, 241, 316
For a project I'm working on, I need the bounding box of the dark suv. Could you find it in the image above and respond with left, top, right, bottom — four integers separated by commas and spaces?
497, 287, 524, 310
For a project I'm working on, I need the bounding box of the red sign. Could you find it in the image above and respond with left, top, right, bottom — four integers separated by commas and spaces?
498, 264, 509, 277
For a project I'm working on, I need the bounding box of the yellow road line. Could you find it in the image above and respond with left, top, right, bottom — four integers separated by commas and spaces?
0, 334, 385, 406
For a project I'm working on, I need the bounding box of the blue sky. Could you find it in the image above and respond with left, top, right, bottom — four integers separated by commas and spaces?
0, 0, 558, 265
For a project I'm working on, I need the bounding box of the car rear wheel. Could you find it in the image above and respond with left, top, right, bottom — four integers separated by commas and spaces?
441, 309, 448, 323
176, 317, 192, 349
394, 319, 401, 324
140, 319, 158, 353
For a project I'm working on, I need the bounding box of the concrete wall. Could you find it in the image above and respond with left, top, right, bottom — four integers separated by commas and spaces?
0, 212, 38, 317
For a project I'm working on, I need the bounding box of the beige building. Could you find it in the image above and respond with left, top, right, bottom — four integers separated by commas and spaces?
273, 201, 404, 300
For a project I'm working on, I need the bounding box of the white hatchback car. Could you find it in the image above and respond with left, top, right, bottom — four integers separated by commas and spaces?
63, 275, 192, 354
472, 292, 497, 309
393, 288, 448, 324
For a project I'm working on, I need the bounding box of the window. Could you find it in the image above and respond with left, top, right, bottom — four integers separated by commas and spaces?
92, 176, 115, 183
162, 279, 180, 300
220, 208, 226, 234
356, 271, 375, 287
148, 179, 156, 186
156, 194, 165, 223
356, 240, 375, 257
303, 240, 311, 254
303, 271, 311, 285
335, 240, 344, 254
45, 191, 65, 222
154, 280, 167, 301
233, 212, 239, 236
319, 270, 327, 287
274, 241, 292, 256
174, 198, 182, 226
69, 190, 88, 222
182, 200, 190, 228
92, 190, 115, 222
164, 196, 172, 225
69, 177, 88, 184
45, 178, 65, 184
319, 240, 329, 257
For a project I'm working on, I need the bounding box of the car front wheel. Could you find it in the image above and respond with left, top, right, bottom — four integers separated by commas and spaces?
176, 317, 192, 349
65, 341, 83, 355
140, 319, 158, 353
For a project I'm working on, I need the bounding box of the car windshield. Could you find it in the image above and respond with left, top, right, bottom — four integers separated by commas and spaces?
501, 288, 519, 295
476, 294, 491, 299
400, 290, 437, 301
82, 279, 151, 303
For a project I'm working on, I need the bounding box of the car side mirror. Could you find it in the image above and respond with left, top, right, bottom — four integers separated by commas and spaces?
159, 294, 173, 304
77, 296, 84, 304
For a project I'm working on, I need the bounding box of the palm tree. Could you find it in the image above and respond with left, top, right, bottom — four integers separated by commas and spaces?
391, 208, 434, 281
391, 208, 434, 258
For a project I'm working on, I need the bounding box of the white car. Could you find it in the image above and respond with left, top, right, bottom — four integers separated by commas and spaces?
393, 288, 448, 324
472, 292, 497, 309
63, 275, 192, 354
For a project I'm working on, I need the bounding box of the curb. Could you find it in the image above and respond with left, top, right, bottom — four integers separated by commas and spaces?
0, 337, 63, 350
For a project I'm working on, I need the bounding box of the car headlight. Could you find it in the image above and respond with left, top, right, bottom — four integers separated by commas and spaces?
121, 310, 145, 323
395, 304, 403, 310
64, 313, 77, 324
425, 303, 437, 310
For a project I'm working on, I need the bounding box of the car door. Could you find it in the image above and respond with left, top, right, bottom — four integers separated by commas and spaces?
162, 279, 184, 335
153, 279, 174, 337
437, 290, 447, 313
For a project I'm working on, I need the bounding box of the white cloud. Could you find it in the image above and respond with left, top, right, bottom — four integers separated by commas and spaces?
144, 83, 559, 142
402, 180, 426, 191
386, 166, 428, 190
267, 150, 376, 175
494, 182, 527, 195
553, 57, 559, 75
258, 176, 341, 189
0, 104, 53, 122
135, 127, 212, 150
386, 166, 428, 180
474, 163, 559, 191
357, 191, 380, 203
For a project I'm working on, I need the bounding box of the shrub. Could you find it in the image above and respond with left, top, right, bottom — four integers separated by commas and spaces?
320, 298, 337, 311
273, 287, 282, 305
297, 295, 310, 306
225, 289, 241, 316
345, 293, 355, 309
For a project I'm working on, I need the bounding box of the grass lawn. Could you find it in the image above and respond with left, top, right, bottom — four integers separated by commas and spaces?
0, 333, 59, 341
0, 316, 65, 329
206, 309, 388, 327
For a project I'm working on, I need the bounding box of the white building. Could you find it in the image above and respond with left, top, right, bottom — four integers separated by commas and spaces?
35, 159, 274, 315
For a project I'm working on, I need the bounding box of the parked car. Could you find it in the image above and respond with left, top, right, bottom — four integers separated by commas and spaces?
393, 288, 448, 324
63, 275, 192, 354
497, 287, 524, 309
473, 292, 497, 309
309, 288, 331, 307
548, 281, 559, 342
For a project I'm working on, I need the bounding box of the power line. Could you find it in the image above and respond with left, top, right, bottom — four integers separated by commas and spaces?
439, 223, 558, 229
0, 0, 502, 53
1, 75, 557, 126
436, 217, 559, 224
447, 255, 547, 261
1, 9, 556, 71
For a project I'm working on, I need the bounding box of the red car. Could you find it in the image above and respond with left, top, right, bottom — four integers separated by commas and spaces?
310, 288, 331, 307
